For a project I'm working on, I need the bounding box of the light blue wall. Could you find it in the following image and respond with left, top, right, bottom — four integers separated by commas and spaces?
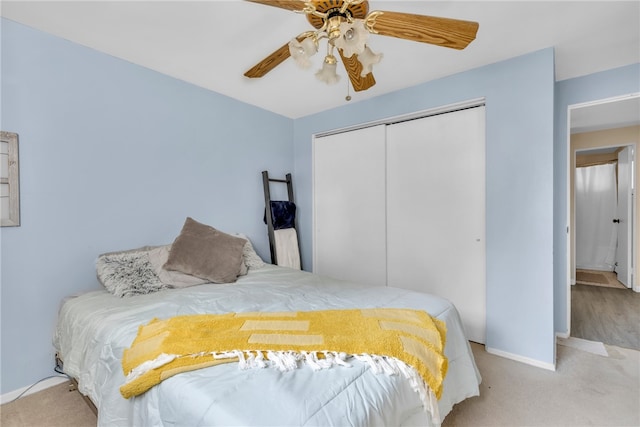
553, 64, 640, 336
0, 18, 293, 394
293, 49, 557, 366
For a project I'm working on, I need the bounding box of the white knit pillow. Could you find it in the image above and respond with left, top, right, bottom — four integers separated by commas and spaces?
235, 233, 266, 269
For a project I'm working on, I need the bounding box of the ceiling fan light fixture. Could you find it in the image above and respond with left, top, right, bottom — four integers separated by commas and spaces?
357, 45, 383, 76
315, 55, 341, 85
334, 19, 368, 58
244, 0, 479, 94
289, 37, 318, 69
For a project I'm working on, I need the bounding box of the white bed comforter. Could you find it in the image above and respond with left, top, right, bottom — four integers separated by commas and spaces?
54, 265, 480, 427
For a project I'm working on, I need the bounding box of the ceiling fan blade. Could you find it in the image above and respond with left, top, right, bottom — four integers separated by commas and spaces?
338, 50, 376, 92
244, 42, 292, 78
244, 0, 307, 12
366, 11, 479, 50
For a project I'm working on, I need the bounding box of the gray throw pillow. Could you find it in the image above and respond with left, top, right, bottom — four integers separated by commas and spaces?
163, 217, 245, 283
96, 246, 170, 297
149, 245, 210, 288
149, 244, 249, 289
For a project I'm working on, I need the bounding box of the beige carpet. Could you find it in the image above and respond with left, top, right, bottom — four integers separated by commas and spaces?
443, 342, 639, 426
576, 269, 627, 289
0, 381, 96, 427
1, 342, 639, 426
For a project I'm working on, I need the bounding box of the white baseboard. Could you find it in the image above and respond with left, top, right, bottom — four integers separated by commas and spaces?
0, 376, 69, 405
485, 346, 556, 371
555, 331, 570, 339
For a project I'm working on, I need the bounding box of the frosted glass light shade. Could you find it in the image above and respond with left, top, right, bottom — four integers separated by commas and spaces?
289, 37, 318, 69
357, 46, 383, 76
315, 57, 340, 85
334, 20, 368, 58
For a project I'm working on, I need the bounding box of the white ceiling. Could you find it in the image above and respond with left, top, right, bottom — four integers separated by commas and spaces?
1, 1, 639, 119
571, 95, 640, 134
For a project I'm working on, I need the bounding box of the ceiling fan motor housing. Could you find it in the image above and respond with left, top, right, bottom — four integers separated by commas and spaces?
306, 0, 369, 29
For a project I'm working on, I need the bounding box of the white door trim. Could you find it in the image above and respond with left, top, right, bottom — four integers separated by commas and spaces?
565, 92, 640, 336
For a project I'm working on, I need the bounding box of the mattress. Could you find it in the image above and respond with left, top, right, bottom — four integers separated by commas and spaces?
54, 264, 481, 426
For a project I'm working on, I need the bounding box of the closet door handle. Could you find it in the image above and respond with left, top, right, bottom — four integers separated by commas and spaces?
613, 219, 620, 223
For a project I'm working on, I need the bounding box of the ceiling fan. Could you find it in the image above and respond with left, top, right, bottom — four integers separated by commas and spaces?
243, 0, 479, 92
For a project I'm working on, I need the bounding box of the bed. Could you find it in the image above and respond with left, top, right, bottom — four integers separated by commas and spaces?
54, 220, 481, 427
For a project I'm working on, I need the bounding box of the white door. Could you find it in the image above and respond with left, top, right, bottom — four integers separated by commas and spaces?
313, 125, 387, 286
386, 107, 487, 343
616, 146, 634, 288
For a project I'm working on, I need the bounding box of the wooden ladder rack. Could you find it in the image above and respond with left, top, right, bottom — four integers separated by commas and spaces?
262, 170, 301, 269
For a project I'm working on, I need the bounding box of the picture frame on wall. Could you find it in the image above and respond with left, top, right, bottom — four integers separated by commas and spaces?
1, 131, 20, 227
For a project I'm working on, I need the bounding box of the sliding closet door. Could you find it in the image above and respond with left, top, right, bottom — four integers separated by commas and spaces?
386, 107, 486, 343
313, 125, 387, 286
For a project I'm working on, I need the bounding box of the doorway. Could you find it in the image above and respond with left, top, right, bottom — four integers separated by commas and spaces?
574, 146, 633, 286
566, 93, 640, 342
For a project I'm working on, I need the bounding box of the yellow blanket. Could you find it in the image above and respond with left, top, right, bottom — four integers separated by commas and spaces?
120, 308, 448, 403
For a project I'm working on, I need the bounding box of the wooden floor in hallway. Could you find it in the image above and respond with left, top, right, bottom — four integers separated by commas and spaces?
571, 283, 640, 350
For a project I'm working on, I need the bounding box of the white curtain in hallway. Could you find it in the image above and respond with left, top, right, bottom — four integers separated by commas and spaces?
575, 162, 618, 271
